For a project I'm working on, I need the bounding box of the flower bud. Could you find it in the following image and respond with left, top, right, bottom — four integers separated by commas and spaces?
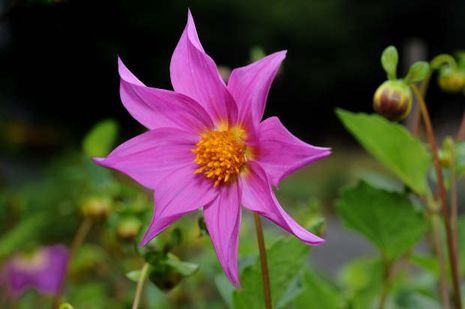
437, 67, 465, 93
80, 197, 111, 221
373, 80, 412, 121
116, 217, 141, 242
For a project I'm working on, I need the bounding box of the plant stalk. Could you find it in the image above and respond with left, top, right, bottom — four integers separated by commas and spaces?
431, 211, 452, 309
131, 263, 149, 309
456, 110, 465, 141
52, 218, 93, 309
253, 213, 272, 309
412, 85, 462, 309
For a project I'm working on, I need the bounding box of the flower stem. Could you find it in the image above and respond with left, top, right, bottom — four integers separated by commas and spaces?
411, 85, 462, 309
378, 259, 393, 309
431, 211, 452, 309
52, 218, 93, 309
412, 71, 432, 137
131, 263, 149, 309
449, 140, 460, 271
253, 213, 272, 309
456, 110, 465, 141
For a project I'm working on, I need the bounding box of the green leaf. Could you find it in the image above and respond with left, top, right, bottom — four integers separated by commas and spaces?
404, 61, 430, 83
292, 270, 343, 309
126, 270, 142, 282
338, 257, 384, 309
336, 181, 427, 259
381, 46, 398, 80
0, 214, 46, 259
82, 119, 119, 157
165, 253, 199, 277
336, 109, 431, 195
233, 237, 310, 309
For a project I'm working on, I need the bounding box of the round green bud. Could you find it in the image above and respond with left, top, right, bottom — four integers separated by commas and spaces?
373, 80, 412, 121
117, 217, 142, 242
81, 197, 111, 221
438, 67, 465, 93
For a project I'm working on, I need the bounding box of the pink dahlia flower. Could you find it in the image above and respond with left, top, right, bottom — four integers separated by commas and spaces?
95, 11, 330, 287
2, 245, 68, 297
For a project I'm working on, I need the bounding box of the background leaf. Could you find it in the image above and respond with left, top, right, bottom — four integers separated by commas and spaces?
336, 181, 427, 259
291, 270, 342, 309
381, 46, 398, 80
336, 109, 431, 195
233, 237, 310, 309
82, 119, 119, 157
404, 61, 430, 83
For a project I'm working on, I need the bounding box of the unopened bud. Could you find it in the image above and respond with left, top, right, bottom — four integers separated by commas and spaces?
373, 80, 412, 121
117, 217, 141, 242
81, 197, 111, 221
438, 67, 465, 93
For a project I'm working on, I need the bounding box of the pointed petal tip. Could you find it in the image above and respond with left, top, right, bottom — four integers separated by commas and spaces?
92, 157, 106, 165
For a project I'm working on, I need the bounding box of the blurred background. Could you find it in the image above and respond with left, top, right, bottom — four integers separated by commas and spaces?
1, 0, 465, 308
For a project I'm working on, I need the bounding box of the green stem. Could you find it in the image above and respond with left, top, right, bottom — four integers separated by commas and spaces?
131, 263, 150, 309
431, 209, 452, 309
253, 213, 272, 309
52, 218, 93, 309
378, 259, 393, 309
412, 85, 462, 309
449, 141, 460, 271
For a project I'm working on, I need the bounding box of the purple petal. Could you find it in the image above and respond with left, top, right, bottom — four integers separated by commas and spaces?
228, 51, 287, 125
119, 58, 213, 132
203, 182, 242, 287
140, 165, 219, 245
170, 10, 238, 125
240, 162, 325, 245
256, 117, 331, 187
94, 128, 198, 190
5, 245, 68, 297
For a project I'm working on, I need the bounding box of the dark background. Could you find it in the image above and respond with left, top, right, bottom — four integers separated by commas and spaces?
1, 0, 465, 154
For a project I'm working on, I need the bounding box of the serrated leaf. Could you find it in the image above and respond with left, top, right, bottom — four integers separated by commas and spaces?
233, 237, 310, 309
336, 181, 427, 259
292, 270, 343, 309
404, 61, 430, 83
336, 109, 431, 195
126, 270, 142, 282
82, 119, 119, 157
381, 46, 398, 80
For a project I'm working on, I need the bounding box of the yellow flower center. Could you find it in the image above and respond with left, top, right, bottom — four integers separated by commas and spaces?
193, 127, 247, 186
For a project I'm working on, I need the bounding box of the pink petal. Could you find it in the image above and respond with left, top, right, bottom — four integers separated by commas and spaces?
203, 182, 242, 287
256, 117, 331, 187
228, 51, 287, 125
140, 165, 218, 246
119, 58, 213, 131
94, 128, 198, 190
170, 10, 238, 125
240, 162, 325, 245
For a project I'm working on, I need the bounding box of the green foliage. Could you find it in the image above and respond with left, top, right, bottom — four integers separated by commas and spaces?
404, 61, 430, 83
0, 214, 47, 259
381, 46, 398, 80
233, 237, 310, 309
291, 270, 343, 309
82, 119, 119, 157
336, 109, 431, 195
336, 181, 427, 260
339, 257, 384, 309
